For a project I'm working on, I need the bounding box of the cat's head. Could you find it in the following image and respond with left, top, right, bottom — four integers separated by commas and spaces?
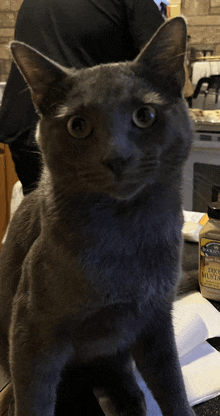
10, 17, 192, 201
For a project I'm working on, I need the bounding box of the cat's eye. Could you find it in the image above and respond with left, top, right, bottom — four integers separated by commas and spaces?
132, 105, 156, 128
67, 115, 92, 139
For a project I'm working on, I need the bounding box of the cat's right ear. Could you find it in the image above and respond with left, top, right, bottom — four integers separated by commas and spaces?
10, 41, 70, 114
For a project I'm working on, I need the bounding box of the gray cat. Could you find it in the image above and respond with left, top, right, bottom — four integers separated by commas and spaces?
0, 17, 195, 416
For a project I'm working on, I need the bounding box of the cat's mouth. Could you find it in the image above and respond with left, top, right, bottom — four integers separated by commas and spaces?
108, 175, 156, 201
101, 152, 161, 200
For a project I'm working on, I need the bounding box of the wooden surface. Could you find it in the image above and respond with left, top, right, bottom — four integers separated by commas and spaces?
0, 144, 7, 244
0, 144, 18, 245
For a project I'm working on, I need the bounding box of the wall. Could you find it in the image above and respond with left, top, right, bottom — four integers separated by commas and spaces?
0, 0, 23, 82
182, 0, 220, 55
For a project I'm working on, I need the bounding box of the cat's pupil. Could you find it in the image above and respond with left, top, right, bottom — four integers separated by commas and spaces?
137, 108, 152, 123
71, 117, 85, 132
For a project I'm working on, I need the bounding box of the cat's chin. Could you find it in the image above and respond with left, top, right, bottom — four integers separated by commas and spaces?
109, 180, 149, 201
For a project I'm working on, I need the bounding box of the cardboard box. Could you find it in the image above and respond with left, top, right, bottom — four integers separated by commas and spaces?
169, 0, 181, 4
167, 4, 181, 17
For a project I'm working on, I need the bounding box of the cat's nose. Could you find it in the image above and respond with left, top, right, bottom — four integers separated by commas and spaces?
102, 155, 131, 180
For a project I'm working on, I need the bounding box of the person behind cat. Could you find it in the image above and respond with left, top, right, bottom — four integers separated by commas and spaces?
0, 0, 164, 195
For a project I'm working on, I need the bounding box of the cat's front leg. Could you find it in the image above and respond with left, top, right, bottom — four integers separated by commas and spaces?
132, 310, 195, 416
89, 352, 146, 416
10, 337, 72, 416
9, 306, 73, 416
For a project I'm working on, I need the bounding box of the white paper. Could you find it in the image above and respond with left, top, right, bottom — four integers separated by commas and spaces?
98, 292, 220, 415
134, 339, 220, 413
181, 341, 220, 406
182, 210, 206, 242
173, 291, 220, 340
174, 313, 208, 358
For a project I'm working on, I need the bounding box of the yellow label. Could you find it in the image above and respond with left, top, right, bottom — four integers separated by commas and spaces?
199, 214, 209, 226
200, 237, 220, 290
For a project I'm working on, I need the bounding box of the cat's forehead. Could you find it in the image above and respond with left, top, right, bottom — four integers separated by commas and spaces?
56, 63, 166, 118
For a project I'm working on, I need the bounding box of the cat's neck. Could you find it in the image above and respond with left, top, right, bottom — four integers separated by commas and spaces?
39, 167, 182, 226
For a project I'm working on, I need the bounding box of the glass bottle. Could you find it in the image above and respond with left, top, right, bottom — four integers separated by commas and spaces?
199, 202, 220, 301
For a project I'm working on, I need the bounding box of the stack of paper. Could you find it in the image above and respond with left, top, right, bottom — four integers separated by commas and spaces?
173, 291, 220, 406
98, 291, 220, 416
134, 291, 220, 415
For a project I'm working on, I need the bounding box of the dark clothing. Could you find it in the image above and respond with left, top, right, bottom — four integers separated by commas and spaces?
0, 0, 163, 193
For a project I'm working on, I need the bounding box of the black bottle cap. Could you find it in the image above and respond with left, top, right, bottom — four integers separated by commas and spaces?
208, 202, 220, 220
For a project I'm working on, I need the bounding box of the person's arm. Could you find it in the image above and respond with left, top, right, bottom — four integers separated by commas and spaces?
122, 0, 164, 51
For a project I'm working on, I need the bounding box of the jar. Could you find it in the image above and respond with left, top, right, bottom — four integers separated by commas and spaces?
199, 202, 220, 301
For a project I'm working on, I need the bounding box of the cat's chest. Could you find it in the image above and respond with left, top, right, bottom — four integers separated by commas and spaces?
50, 201, 182, 359
72, 300, 148, 359
68, 214, 180, 359
76, 205, 181, 306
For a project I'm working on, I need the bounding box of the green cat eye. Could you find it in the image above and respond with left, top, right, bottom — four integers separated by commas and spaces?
67, 115, 92, 139
132, 105, 156, 129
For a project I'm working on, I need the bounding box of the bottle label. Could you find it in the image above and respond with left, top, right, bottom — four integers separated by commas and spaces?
200, 237, 220, 290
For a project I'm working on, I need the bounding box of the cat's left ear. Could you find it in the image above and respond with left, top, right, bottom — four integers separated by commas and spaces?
133, 16, 187, 94
10, 41, 70, 114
